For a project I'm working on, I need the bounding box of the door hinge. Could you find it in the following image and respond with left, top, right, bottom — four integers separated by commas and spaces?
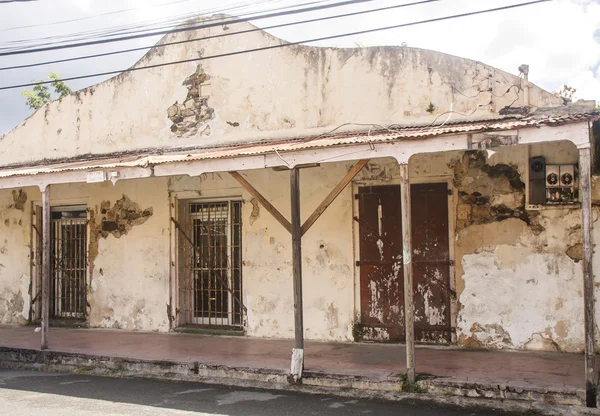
355, 193, 360, 200
447, 189, 453, 196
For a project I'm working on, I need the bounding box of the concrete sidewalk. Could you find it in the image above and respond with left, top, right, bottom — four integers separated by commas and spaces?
0, 325, 595, 409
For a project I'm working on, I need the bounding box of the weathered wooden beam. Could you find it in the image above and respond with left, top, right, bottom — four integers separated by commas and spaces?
580, 147, 596, 407
229, 171, 292, 234
289, 167, 304, 383
301, 159, 369, 236
399, 164, 415, 387
40, 185, 51, 350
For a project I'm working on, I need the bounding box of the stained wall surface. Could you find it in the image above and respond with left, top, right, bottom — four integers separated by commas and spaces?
0, 143, 597, 353
1, 18, 561, 168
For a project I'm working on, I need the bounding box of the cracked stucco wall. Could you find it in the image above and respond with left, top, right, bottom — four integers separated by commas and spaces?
451, 142, 592, 352
169, 166, 356, 341
351, 143, 592, 352
46, 178, 170, 332
0, 142, 597, 350
0, 187, 35, 324
0, 18, 561, 168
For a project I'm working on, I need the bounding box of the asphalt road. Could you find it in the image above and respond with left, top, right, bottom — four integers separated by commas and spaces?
0, 369, 523, 415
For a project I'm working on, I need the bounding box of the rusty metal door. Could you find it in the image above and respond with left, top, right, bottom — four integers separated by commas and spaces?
411, 183, 451, 343
357, 185, 405, 341
357, 183, 451, 343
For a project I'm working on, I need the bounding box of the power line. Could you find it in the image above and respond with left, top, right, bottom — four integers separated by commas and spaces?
0, 0, 441, 71
0, 1, 337, 52
0, 1, 321, 50
0, 0, 375, 56
0, 0, 552, 91
0, 0, 312, 50
0, 0, 195, 31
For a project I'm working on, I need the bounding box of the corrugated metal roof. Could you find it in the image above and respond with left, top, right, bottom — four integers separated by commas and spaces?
0, 111, 595, 180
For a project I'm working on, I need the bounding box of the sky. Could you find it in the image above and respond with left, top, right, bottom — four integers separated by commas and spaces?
0, 0, 599, 135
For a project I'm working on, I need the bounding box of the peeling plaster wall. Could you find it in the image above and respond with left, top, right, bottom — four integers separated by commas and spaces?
0, 143, 597, 351
449, 143, 591, 352
49, 178, 170, 331
0, 18, 561, 168
169, 165, 355, 341
168, 143, 594, 349
352, 144, 592, 352
0, 187, 36, 324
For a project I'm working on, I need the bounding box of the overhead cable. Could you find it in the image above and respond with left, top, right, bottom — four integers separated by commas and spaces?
0, 1, 322, 50
0, 0, 552, 91
0, 0, 441, 71
0, 0, 321, 50
0, 0, 377, 56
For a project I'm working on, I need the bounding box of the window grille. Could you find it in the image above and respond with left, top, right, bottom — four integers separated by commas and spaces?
178, 200, 243, 327
50, 207, 87, 319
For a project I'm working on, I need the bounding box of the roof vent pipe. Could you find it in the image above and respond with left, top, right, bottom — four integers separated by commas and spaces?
518, 64, 530, 107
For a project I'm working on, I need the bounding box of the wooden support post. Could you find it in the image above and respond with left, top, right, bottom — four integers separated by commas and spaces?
580, 147, 596, 407
301, 159, 369, 236
399, 164, 415, 387
229, 171, 292, 233
290, 167, 304, 383
41, 185, 51, 350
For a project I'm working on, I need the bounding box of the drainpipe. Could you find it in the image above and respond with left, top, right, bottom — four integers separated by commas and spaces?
518, 64, 530, 107
40, 184, 51, 350
580, 145, 596, 407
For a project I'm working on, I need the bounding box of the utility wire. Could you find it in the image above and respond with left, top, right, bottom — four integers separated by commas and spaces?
1, 0, 199, 31
0, 0, 552, 91
0, 0, 376, 56
0, 0, 441, 71
0, 0, 318, 50
0, 0, 310, 50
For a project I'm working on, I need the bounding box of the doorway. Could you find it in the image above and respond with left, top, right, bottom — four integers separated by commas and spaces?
177, 200, 243, 327
49, 206, 88, 320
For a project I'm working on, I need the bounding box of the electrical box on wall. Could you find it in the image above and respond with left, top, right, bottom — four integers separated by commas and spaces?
528, 156, 578, 206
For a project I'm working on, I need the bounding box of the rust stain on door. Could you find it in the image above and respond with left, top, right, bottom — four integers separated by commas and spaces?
411, 183, 451, 343
357, 183, 451, 343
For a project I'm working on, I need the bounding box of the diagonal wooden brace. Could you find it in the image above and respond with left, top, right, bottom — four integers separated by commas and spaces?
301, 159, 369, 236
229, 171, 292, 234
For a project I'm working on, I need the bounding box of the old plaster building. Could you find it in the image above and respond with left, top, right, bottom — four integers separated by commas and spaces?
0, 17, 598, 387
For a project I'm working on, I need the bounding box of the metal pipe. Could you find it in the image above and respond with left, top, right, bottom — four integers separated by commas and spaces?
40, 185, 51, 350
580, 147, 596, 407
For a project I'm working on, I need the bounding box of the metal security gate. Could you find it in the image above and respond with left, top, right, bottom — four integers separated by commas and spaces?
176, 200, 243, 327
50, 207, 87, 319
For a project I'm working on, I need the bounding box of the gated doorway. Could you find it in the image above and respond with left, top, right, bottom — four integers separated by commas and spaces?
177, 200, 243, 328
356, 183, 451, 343
50, 206, 88, 320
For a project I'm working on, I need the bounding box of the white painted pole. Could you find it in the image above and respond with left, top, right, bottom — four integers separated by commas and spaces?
579, 147, 596, 407
41, 185, 51, 350
399, 164, 415, 386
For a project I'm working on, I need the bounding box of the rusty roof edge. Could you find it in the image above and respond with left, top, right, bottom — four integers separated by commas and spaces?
0, 113, 595, 180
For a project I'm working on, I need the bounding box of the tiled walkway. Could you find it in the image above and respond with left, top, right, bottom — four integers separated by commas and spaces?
0, 325, 593, 393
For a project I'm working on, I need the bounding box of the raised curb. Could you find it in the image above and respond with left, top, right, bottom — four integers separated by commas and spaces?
0, 346, 596, 415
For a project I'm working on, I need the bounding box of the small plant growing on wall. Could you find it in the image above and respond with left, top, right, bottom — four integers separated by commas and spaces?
351, 314, 365, 342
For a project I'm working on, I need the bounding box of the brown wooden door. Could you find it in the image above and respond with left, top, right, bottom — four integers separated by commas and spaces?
358, 185, 405, 341
357, 183, 451, 343
411, 183, 451, 343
